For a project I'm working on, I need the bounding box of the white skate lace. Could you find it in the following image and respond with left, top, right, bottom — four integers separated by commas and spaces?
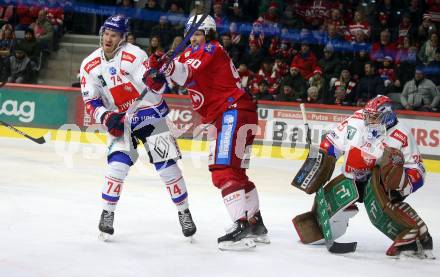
179, 211, 194, 230
102, 211, 114, 227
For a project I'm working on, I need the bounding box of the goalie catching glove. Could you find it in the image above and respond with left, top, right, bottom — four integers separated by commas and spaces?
380, 147, 407, 190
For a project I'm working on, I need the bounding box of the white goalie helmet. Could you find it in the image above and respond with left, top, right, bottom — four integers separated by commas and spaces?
185, 14, 216, 36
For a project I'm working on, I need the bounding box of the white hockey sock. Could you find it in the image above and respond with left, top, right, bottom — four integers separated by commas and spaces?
102, 161, 130, 212
223, 189, 247, 222
245, 188, 260, 219
158, 163, 189, 212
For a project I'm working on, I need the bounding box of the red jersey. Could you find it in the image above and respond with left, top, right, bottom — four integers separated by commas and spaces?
169, 40, 251, 123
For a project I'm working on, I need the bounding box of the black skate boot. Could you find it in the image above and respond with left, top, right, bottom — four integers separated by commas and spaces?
387, 233, 435, 259
98, 210, 114, 241
178, 209, 197, 238
217, 219, 256, 250
248, 211, 270, 244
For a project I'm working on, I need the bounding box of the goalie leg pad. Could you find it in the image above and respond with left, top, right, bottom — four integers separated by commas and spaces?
364, 167, 429, 245
292, 147, 336, 194
292, 212, 324, 244
293, 175, 359, 244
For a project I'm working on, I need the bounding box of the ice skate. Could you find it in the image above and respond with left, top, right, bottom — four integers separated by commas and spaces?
98, 210, 114, 241
218, 219, 256, 251
387, 233, 435, 259
248, 211, 270, 244
178, 209, 197, 240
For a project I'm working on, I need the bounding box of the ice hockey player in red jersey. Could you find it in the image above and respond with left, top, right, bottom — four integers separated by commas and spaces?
145, 14, 269, 250
80, 15, 196, 241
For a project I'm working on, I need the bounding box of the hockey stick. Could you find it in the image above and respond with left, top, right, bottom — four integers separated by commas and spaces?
128, 5, 211, 114
299, 104, 357, 254
0, 120, 49, 144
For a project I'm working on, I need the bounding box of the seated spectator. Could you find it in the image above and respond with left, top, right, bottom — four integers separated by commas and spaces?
253, 80, 274, 101
426, 47, 440, 85
371, 12, 391, 42
0, 0, 14, 25
249, 17, 266, 49
228, 2, 248, 23
355, 62, 384, 106
350, 49, 369, 81
0, 24, 16, 58
377, 56, 397, 92
308, 67, 324, 98
319, 44, 341, 90
370, 29, 397, 65
327, 69, 357, 105
397, 13, 416, 44
250, 58, 274, 94
268, 32, 295, 62
261, 2, 280, 25
291, 42, 318, 79
17, 28, 41, 64
229, 22, 245, 51
15, 1, 41, 31
213, 1, 229, 34
7, 46, 34, 84
146, 35, 163, 56
167, 2, 185, 34
401, 67, 440, 112
306, 86, 320, 103
240, 39, 264, 72
45, 0, 64, 34
126, 33, 138, 46
396, 46, 422, 87
276, 66, 306, 102
237, 63, 254, 93
418, 14, 437, 43
346, 10, 370, 42
169, 35, 182, 51
221, 33, 240, 65
150, 15, 175, 49
30, 9, 53, 52
419, 32, 439, 65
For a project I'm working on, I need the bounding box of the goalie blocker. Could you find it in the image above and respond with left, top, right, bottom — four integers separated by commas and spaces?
291, 147, 336, 194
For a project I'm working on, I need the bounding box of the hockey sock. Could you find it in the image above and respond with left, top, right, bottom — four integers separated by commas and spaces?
245, 187, 260, 220
158, 163, 189, 212
102, 161, 130, 212
221, 181, 247, 222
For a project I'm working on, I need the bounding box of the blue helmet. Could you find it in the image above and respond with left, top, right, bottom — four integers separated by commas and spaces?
101, 14, 129, 36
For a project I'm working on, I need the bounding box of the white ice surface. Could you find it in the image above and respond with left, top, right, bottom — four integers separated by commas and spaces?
0, 137, 438, 277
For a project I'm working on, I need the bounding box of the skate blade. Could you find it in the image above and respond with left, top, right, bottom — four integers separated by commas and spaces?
401, 250, 436, 260
98, 232, 112, 242
248, 234, 271, 244
218, 238, 256, 251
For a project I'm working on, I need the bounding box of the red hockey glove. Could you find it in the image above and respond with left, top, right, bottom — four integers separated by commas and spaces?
144, 68, 167, 93
101, 111, 125, 137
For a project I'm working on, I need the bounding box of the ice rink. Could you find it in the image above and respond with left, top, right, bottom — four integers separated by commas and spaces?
0, 137, 438, 277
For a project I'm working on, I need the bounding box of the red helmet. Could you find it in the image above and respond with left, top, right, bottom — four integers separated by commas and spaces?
363, 95, 396, 129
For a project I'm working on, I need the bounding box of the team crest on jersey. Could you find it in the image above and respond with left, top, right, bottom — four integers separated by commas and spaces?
84, 57, 101, 73
347, 126, 357, 140
187, 89, 204, 110
204, 43, 216, 54
184, 51, 190, 58
390, 129, 408, 147
109, 67, 117, 75
121, 51, 136, 63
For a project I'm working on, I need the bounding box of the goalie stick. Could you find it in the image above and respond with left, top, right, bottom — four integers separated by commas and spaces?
0, 120, 49, 144
299, 103, 357, 254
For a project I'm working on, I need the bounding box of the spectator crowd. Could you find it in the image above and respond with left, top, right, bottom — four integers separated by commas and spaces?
1, 0, 439, 112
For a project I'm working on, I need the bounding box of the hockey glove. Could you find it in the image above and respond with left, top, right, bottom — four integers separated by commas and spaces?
144, 68, 167, 93
101, 111, 125, 137
380, 147, 406, 190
